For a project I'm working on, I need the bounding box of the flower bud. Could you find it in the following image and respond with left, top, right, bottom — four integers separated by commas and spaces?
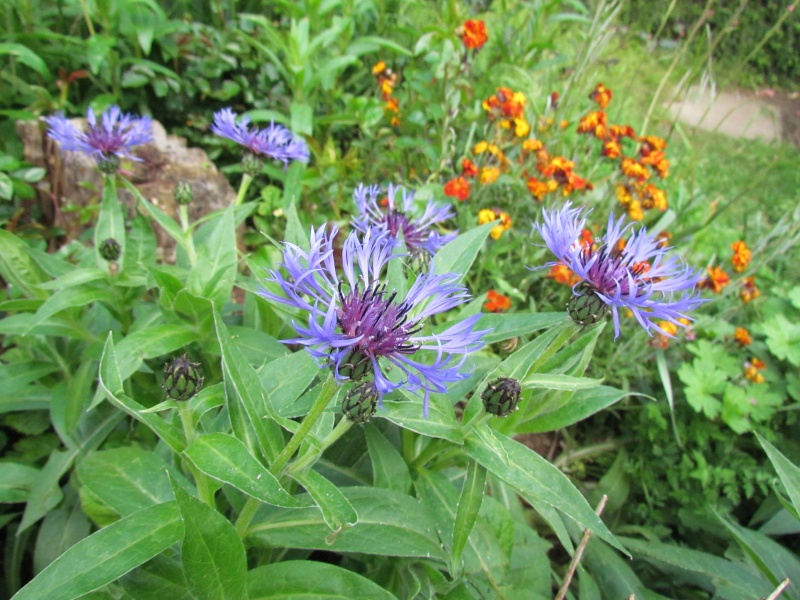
567, 284, 609, 326
99, 238, 121, 262
241, 151, 264, 178
162, 354, 204, 401
342, 382, 379, 423
481, 377, 521, 417
97, 153, 120, 174
174, 180, 194, 206
336, 348, 372, 381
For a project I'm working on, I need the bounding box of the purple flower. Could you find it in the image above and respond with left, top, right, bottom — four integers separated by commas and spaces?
534, 202, 705, 339
261, 226, 486, 415
352, 184, 457, 260
211, 108, 309, 165
44, 106, 153, 164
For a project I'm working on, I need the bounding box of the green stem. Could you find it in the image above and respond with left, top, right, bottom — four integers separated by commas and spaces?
235, 377, 340, 539
178, 205, 197, 266
178, 404, 214, 506
270, 376, 339, 477
287, 418, 353, 475
235, 173, 254, 207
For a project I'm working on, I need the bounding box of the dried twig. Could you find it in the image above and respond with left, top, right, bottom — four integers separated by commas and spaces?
765, 579, 791, 600
554, 494, 608, 600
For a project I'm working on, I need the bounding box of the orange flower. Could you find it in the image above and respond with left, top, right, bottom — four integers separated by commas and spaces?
473, 140, 488, 154
480, 166, 500, 185
577, 110, 607, 139
740, 276, 760, 303
734, 327, 752, 347
590, 83, 613, 109
639, 135, 667, 155
610, 124, 636, 139
621, 157, 650, 181
478, 208, 512, 240
656, 231, 672, 249
514, 117, 531, 138
698, 266, 730, 294
526, 176, 550, 201
522, 138, 543, 153
547, 263, 580, 286
443, 176, 471, 201
650, 320, 679, 349
385, 97, 399, 112
641, 184, 667, 211
484, 289, 511, 312
743, 358, 766, 384
460, 19, 488, 50
461, 158, 478, 177
580, 228, 594, 248
372, 61, 387, 75
731, 240, 751, 273
483, 87, 526, 120
627, 200, 644, 221
602, 138, 622, 159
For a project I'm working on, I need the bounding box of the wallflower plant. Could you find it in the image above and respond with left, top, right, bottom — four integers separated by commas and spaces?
535, 202, 705, 338
261, 225, 484, 415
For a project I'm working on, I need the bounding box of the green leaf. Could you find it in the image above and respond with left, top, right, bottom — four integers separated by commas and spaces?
0, 463, 39, 503
464, 426, 626, 554
33, 499, 91, 573
118, 555, 192, 600
188, 206, 237, 307
86, 35, 115, 74
170, 478, 248, 600
0, 42, 50, 76
77, 447, 174, 518
290, 102, 313, 136
757, 434, 800, 516
250, 487, 446, 559
381, 393, 463, 443
183, 434, 299, 507
450, 460, 487, 576
121, 178, 187, 252
248, 561, 397, 599
433, 221, 495, 281
477, 312, 567, 344
619, 536, 771, 600
11, 502, 183, 600
524, 386, 634, 433
259, 350, 319, 415
291, 469, 358, 531
365, 424, 412, 494
214, 312, 284, 463
98, 333, 186, 452
521, 373, 601, 391
0, 171, 13, 199
762, 314, 800, 366
24, 285, 116, 334
677, 357, 727, 419
0, 229, 50, 299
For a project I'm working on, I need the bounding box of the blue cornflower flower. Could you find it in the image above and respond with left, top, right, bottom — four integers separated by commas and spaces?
352, 183, 457, 260
534, 202, 705, 339
261, 226, 486, 415
44, 106, 153, 167
211, 108, 309, 165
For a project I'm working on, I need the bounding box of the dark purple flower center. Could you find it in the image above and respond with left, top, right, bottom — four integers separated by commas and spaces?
385, 210, 427, 249
577, 245, 650, 297
336, 281, 422, 358
85, 127, 128, 154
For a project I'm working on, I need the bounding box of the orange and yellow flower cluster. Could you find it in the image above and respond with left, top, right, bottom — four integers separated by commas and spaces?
459, 20, 488, 52
743, 357, 766, 384
482, 86, 531, 138
731, 240, 751, 272
478, 207, 512, 240
484, 289, 511, 312
576, 83, 670, 221
372, 61, 400, 127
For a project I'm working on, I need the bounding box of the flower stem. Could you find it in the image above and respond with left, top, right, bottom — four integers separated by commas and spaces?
235, 376, 340, 539
287, 418, 353, 475
270, 375, 339, 477
178, 403, 214, 506
178, 205, 197, 266
235, 173, 254, 207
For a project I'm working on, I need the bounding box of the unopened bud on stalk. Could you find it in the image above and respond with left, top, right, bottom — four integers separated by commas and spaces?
481, 377, 521, 417
336, 349, 372, 381
567, 282, 609, 326
162, 354, 204, 401
98, 153, 120, 174
241, 151, 264, 178
342, 382, 379, 423
174, 180, 194, 206
99, 238, 121, 262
